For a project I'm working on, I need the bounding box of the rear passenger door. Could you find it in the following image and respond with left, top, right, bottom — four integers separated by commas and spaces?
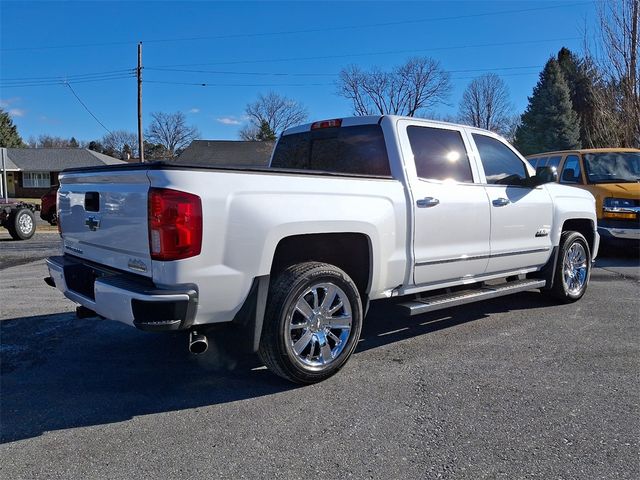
469, 133, 554, 274
398, 120, 491, 286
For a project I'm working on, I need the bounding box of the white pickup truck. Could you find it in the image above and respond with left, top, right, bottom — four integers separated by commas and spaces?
46, 115, 599, 383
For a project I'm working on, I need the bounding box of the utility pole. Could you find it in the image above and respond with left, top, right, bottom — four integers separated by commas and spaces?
137, 42, 144, 163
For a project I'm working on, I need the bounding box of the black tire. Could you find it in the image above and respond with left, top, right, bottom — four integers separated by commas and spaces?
7, 208, 36, 240
258, 262, 363, 384
548, 231, 591, 302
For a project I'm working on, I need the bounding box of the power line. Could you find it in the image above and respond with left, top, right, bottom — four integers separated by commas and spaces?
144, 70, 542, 88
1, 74, 136, 88
0, 2, 593, 52
64, 82, 113, 134
149, 37, 582, 68
1, 69, 135, 81
144, 80, 333, 87
145, 64, 543, 77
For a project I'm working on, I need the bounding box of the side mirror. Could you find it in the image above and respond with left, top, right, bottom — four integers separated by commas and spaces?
529, 166, 558, 187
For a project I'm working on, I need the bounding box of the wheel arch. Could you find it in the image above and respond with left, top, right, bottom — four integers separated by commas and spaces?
269, 232, 373, 298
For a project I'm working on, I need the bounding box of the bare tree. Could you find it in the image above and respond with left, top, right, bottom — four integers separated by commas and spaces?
590, 0, 639, 146
102, 130, 139, 159
458, 73, 513, 135
337, 57, 451, 116
240, 92, 308, 140
32, 135, 79, 148
146, 111, 200, 157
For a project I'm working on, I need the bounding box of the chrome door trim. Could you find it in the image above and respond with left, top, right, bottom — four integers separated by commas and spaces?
415, 247, 551, 267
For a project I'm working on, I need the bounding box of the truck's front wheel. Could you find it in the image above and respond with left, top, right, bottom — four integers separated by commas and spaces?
259, 262, 363, 384
549, 231, 591, 302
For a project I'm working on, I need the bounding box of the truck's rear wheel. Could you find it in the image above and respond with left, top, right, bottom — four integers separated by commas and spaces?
258, 262, 363, 384
8, 208, 36, 240
549, 231, 591, 302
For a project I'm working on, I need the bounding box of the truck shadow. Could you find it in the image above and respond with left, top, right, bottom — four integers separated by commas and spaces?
1, 291, 556, 443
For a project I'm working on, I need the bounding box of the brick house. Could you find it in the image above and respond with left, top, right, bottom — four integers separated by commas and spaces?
0, 148, 124, 198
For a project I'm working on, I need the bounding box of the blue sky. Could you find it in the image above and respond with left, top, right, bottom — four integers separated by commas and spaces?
1, 0, 597, 143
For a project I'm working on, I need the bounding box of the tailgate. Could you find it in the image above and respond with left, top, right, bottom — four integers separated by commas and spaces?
58, 169, 153, 277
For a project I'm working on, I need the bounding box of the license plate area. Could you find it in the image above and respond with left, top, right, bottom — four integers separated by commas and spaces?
64, 262, 113, 301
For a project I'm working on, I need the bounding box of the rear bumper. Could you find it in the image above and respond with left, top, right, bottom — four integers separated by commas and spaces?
45, 255, 198, 331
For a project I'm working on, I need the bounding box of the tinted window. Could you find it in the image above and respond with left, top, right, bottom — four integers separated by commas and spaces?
533, 156, 548, 167
271, 124, 391, 176
473, 134, 528, 185
407, 126, 473, 182
560, 155, 582, 184
547, 155, 562, 168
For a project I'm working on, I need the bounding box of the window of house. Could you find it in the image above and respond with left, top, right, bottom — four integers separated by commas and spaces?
407, 126, 473, 182
22, 172, 51, 188
472, 134, 528, 185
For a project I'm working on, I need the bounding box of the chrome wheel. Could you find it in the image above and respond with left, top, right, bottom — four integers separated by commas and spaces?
18, 212, 33, 235
563, 242, 588, 295
285, 282, 352, 370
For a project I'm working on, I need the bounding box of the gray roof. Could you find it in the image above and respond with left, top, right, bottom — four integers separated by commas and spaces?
176, 140, 275, 167
3, 148, 124, 172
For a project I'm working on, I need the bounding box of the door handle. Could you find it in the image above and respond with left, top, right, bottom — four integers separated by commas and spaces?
416, 197, 440, 208
492, 197, 510, 207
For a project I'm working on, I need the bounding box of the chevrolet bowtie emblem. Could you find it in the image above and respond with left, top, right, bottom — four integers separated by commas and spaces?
85, 216, 100, 231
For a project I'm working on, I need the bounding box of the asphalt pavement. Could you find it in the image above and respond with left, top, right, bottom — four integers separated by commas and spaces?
1, 231, 638, 479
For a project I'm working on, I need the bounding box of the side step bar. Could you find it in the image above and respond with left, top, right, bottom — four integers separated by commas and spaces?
398, 279, 546, 316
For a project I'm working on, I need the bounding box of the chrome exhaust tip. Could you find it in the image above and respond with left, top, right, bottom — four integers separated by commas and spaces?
188, 330, 208, 355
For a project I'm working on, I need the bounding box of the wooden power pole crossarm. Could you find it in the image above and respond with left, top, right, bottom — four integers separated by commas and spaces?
137, 42, 144, 163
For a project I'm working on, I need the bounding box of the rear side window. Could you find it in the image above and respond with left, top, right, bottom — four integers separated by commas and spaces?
560, 155, 582, 184
547, 155, 562, 169
407, 126, 473, 182
271, 124, 391, 177
473, 134, 528, 185
529, 156, 547, 168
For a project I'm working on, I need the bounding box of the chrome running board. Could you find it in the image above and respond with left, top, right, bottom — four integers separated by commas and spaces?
398, 279, 547, 316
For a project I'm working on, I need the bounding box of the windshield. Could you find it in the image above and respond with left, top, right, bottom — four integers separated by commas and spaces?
583, 152, 640, 183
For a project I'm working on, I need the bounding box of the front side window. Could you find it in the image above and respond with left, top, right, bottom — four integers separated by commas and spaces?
22, 171, 51, 188
407, 126, 473, 182
473, 134, 528, 185
560, 155, 582, 184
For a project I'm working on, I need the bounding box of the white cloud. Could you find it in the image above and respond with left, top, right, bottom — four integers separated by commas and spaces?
189, 108, 200, 114
9, 108, 25, 117
0, 97, 20, 108
216, 117, 241, 125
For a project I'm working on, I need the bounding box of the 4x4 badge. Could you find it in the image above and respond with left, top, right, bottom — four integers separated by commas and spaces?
85, 216, 100, 231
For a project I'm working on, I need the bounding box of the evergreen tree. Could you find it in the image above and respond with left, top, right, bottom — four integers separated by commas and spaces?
556, 47, 598, 148
88, 140, 103, 152
0, 108, 25, 147
514, 58, 581, 155
255, 120, 277, 141
69, 137, 79, 148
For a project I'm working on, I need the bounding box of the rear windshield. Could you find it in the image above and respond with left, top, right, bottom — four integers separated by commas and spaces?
271, 124, 392, 177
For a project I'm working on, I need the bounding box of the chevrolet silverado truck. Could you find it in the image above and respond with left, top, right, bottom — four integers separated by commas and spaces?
45, 116, 599, 383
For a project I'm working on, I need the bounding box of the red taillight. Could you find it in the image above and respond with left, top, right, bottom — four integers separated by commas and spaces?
311, 118, 342, 130
148, 188, 202, 261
